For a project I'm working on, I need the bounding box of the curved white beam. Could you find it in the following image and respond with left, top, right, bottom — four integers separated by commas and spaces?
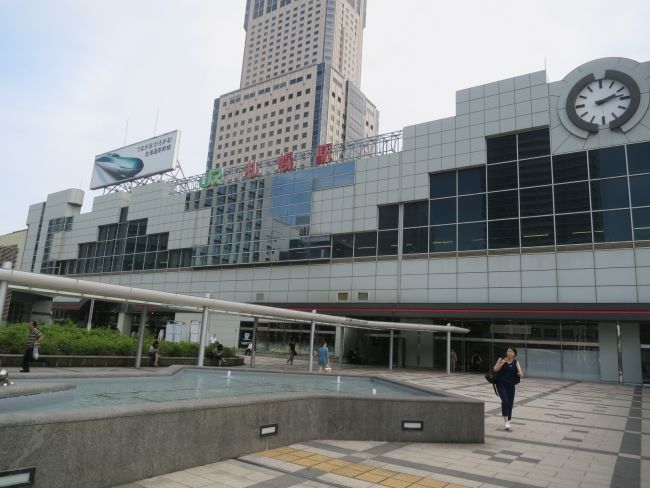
0, 269, 469, 334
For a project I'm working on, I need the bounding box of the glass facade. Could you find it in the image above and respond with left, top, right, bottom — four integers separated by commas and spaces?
431, 319, 600, 381
422, 130, 650, 253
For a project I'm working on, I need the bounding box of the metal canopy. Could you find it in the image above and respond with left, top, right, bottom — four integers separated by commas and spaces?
0, 268, 469, 335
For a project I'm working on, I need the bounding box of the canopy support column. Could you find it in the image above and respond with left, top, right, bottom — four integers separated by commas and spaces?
197, 298, 210, 366
446, 323, 451, 375
86, 299, 95, 331
250, 317, 258, 368
389, 329, 394, 370
135, 305, 147, 369
308, 310, 316, 372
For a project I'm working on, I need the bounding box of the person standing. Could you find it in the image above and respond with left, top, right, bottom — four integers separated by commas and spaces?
287, 340, 296, 365
450, 349, 458, 372
493, 345, 524, 431
317, 340, 330, 373
21, 321, 43, 373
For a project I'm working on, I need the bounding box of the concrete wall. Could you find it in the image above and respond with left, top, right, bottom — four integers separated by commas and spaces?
0, 373, 483, 488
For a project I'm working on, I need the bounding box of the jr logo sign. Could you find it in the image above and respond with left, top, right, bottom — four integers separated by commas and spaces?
199, 167, 224, 188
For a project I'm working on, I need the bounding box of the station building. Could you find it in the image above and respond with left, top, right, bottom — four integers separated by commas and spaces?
20, 56, 650, 383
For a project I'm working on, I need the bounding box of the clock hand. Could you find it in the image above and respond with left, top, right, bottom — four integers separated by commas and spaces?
595, 94, 617, 105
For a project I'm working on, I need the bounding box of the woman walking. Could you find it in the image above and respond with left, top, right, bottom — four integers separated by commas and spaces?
493, 345, 524, 431
317, 340, 330, 373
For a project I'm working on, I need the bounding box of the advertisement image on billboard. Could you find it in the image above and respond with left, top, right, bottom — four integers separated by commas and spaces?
90, 130, 180, 190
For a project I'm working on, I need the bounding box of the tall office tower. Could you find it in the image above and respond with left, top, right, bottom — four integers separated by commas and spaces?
206, 0, 379, 171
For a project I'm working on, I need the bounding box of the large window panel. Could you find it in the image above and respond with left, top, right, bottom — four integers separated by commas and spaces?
458, 167, 486, 195
403, 227, 428, 254
378, 204, 399, 230
429, 197, 456, 225
518, 129, 550, 159
628, 141, 650, 174
630, 174, 650, 207
404, 201, 429, 227
519, 156, 551, 187
590, 177, 629, 210
354, 232, 377, 257
486, 134, 517, 164
633, 207, 650, 240
458, 222, 487, 251
489, 219, 520, 249
521, 216, 555, 247
430, 172, 456, 199
378, 230, 398, 255
556, 212, 592, 244
430, 225, 456, 252
553, 151, 588, 183
487, 162, 518, 191
458, 194, 486, 222
520, 186, 553, 217
554, 182, 590, 214
593, 210, 632, 242
588, 146, 626, 179
332, 234, 354, 258
488, 190, 519, 220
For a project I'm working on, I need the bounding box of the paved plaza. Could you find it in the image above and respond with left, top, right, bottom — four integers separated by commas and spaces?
6, 356, 648, 487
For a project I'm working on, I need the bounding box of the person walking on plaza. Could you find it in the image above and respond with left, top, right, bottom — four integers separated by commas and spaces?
21, 321, 43, 372
450, 348, 458, 372
317, 340, 330, 373
493, 345, 524, 431
287, 340, 296, 365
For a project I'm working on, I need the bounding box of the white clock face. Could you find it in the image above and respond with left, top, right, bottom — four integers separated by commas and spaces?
574, 78, 631, 126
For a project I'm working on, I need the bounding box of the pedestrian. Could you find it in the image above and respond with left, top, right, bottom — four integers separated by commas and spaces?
149, 340, 161, 367
471, 351, 483, 371
493, 345, 524, 431
450, 348, 458, 372
21, 320, 43, 373
287, 340, 296, 365
317, 340, 330, 373
245, 342, 253, 356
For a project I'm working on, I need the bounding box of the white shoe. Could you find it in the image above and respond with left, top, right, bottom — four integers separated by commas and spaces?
505, 422, 512, 431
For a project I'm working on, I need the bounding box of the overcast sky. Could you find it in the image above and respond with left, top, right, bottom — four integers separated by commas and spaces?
1, 0, 649, 236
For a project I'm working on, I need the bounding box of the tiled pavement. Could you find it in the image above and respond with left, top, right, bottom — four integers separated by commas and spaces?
49, 355, 645, 488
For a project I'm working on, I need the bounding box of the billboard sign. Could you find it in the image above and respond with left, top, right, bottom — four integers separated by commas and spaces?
90, 130, 180, 189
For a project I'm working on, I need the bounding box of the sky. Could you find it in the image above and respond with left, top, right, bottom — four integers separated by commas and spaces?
0, 0, 649, 236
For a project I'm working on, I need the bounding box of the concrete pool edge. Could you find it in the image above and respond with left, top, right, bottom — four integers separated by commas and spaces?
0, 368, 484, 488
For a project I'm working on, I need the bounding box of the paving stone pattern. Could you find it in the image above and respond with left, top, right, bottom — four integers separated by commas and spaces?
100, 356, 647, 488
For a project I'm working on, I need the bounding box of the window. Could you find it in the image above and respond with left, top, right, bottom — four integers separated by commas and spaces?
588, 146, 626, 178
430, 172, 456, 198
429, 198, 456, 225
377, 230, 398, 255
554, 182, 590, 214
487, 134, 516, 164
553, 151, 588, 183
403, 227, 428, 254
627, 141, 650, 174
633, 207, 650, 240
354, 232, 377, 257
332, 234, 353, 258
518, 128, 550, 159
403, 201, 428, 227
630, 174, 650, 207
520, 186, 553, 217
556, 213, 592, 244
458, 222, 486, 250
378, 205, 399, 230
521, 216, 554, 247
519, 156, 551, 187
590, 178, 629, 210
458, 167, 485, 194
487, 162, 517, 191
430, 225, 456, 252
593, 210, 632, 242
458, 194, 486, 222
489, 219, 519, 248
488, 190, 518, 220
